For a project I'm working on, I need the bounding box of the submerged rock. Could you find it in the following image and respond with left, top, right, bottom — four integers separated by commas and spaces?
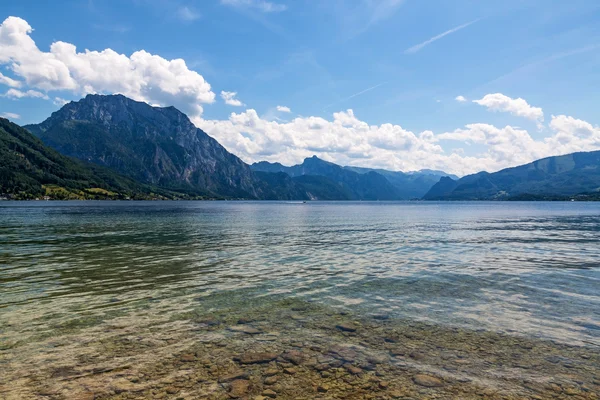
344, 364, 363, 375
229, 325, 262, 334
317, 384, 330, 393
281, 350, 305, 365
218, 370, 249, 383
413, 374, 444, 387
179, 353, 196, 362
72, 392, 95, 400
238, 352, 279, 364
229, 379, 250, 398
336, 323, 357, 332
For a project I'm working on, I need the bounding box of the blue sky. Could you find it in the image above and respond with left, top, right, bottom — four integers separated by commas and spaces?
1, 0, 600, 175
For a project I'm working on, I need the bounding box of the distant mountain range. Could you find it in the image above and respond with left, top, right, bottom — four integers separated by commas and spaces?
424, 151, 600, 200
17, 94, 455, 200
251, 157, 451, 199
0, 93, 597, 201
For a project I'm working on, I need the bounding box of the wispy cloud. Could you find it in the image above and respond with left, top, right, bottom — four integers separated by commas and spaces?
323, 82, 386, 110
92, 23, 131, 33
404, 19, 480, 54
332, 0, 406, 41
176, 6, 201, 21
221, 91, 245, 106
1, 112, 20, 120
477, 44, 600, 90
2, 88, 49, 100
221, 0, 287, 13
367, 0, 405, 26
0, 72, 22, 88
220, 0, 289, 40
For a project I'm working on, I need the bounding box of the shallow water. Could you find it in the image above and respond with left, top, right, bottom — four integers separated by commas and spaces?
1, 201, 599, 399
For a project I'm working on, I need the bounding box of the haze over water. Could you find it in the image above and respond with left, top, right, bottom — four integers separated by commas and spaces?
1, 201, 599, 399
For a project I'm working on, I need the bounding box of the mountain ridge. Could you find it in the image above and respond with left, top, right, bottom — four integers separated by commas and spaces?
0, 117, 193, 200
12, 93, 600, 201
25, 94, 260, 199
252, 157, 456, 199
251, 156, 403, 200
423, 150, 600, 200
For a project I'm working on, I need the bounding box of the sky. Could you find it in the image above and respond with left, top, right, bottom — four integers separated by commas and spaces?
1, 0, 600, 176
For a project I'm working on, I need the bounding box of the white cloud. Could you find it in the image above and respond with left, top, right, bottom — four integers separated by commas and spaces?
193, 109, 484, 175
3, 88, 49, 99
176, 6, 201, 21
473, 93, 544, 125
0, 16, 215, 117
405, 19, 479, 54
221, 0, 287, 13
455, 95, 467, 102
438, 123, 546, 169
1, 112, 20, 119
221, 91, 245, 106
438, 116, 600, 172
2, 16, 598, 177
0, 72, 21, 87
548, 115, 600, 150
53, 97, 69, 106
193, 104, 600, 177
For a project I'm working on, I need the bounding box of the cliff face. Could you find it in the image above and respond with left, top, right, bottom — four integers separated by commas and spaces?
26, 94, 259, 198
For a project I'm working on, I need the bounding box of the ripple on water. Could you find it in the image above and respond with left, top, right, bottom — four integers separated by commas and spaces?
0, 201, 599, 398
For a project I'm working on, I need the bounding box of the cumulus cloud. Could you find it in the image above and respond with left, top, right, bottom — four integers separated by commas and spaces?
53, 97, 69, 106
438, 116, 600, 172
0, 72, 21, 87
1, 112, 20, 119
193, 106, 600, 176
473, 93, 544, 125
438, 124, 546, 168
455, 95, 467, 102
0, 16, 215, 117
193, 109, 492, 175
3, 88, 49, 99
548, 115, 600, 150
2, 16, 599, 177
221, 91, 245, 106
221, 0, 287, 13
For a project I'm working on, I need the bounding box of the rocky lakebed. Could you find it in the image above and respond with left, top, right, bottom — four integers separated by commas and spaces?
1, 296, 598, 400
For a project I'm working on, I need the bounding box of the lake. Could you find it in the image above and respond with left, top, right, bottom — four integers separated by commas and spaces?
1, 201, 599, 399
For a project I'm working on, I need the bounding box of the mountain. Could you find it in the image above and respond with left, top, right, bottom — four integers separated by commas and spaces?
423, 150, 600, 200
252, 172, 353, 200
251, 156, 402, 200
408, 169, 459, 179
251, 161, 290, 174
252, 157, 455, 199
343, 166, 457, 199
25, 94, 259, 199
0, 118, 188, 200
